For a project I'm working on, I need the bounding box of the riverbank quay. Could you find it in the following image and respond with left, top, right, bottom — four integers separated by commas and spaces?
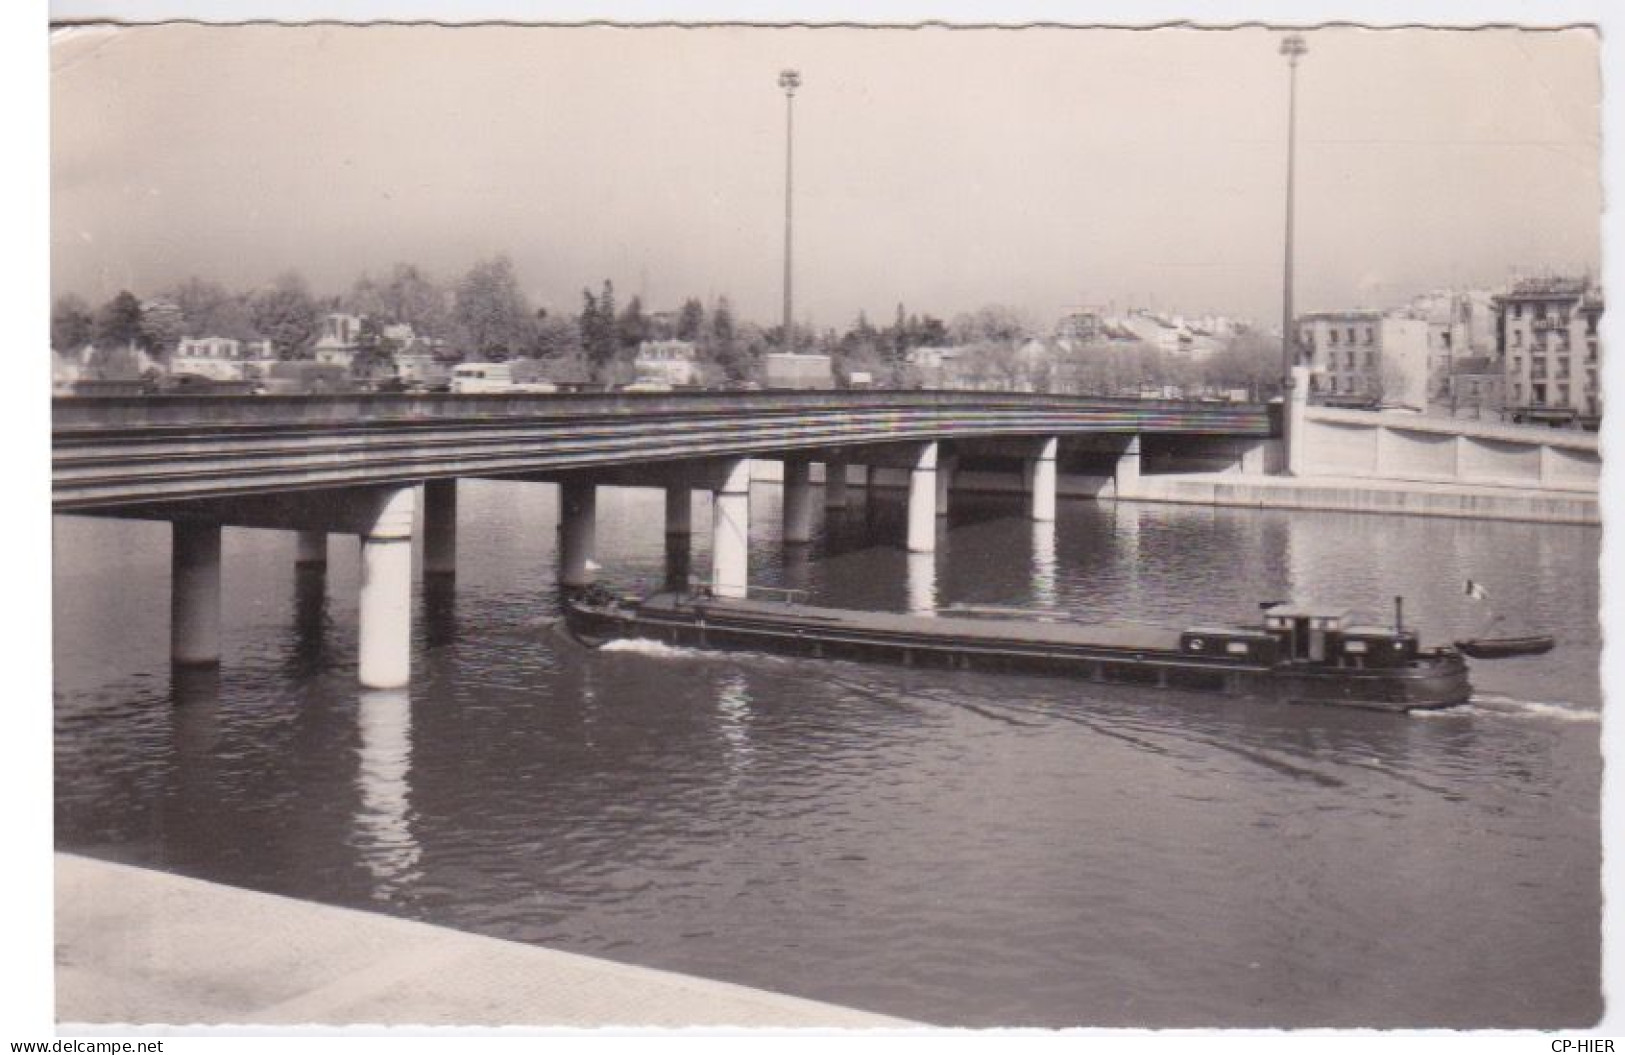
750, 461, 1598, 526
1112, 471, 1599, 526
55, 854, 918, 1030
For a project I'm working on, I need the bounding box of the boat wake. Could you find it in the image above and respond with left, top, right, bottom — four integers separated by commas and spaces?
1412, 694, 1598, 723
598, 637, 789, 665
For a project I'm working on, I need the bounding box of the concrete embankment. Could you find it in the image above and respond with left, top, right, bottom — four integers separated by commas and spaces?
750, 461, 1597, 526
1116, 472, 1599, 526
55, 854, 917, 1029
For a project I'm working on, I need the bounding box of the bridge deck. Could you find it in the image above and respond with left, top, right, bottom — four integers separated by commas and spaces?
53, 390, 1273, 512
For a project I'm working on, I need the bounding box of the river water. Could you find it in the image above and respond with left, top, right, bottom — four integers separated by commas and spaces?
53, 480, 1603, 1028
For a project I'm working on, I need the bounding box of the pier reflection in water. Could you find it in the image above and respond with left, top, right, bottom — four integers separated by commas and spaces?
354, 689, 421, 903
53, 481, 1602, 1028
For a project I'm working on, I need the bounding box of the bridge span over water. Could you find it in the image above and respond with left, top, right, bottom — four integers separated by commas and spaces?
53, 390, 1273, 510
53, 389, 1278, 690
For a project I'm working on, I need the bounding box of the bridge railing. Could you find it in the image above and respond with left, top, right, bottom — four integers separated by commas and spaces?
53, 389, 1274, 431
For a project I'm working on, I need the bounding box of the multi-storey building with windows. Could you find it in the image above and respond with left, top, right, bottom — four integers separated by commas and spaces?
1400, 290, 1498, 401
1297, 310, 1431, 408
1495, 277, 1602, 425
171, 336, 277, 381
312, 312, 365, 369
632, 339, 701, 387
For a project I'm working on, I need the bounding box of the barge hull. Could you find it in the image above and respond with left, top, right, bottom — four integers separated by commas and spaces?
565, 597, 1471, 712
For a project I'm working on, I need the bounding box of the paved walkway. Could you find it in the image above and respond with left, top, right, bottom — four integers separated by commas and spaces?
55, 854, 918, 1029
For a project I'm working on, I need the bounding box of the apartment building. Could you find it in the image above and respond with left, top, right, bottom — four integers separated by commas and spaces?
1496, 277, 1603, 423
1297, 310, 1431, 408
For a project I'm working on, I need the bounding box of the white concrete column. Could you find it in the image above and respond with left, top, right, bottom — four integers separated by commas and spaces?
665, 487, 693, 536
358, 486, 416, 690
558, 479, 597, 588
712, 458, 751, 599
295, 530, 328, 567
1032, 520, 1058, 609
824, 459, 849, 507
171, 520, 222, 667
935, 454, 955, 518
783, 458, 813, 544
422, 478, 457, 576
907, 442, 938, 553
1285, 364, 1311, 477
907, 551, 936, 615
1114, 435, 1142, 498
1029, 437, 1059, 522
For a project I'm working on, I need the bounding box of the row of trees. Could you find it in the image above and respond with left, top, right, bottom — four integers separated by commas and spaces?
51, 256, 1280, 394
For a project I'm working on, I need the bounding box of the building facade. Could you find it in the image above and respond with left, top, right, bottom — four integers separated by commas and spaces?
395, 352, 449, 387
762, 352, 833, 390
312, 313, 364, 369
632, 339, 701, 387
171, 336, 277, 381
1495, 277, 1602, 424
1298, 310, 1431, 409
1401, 290, 1498, 402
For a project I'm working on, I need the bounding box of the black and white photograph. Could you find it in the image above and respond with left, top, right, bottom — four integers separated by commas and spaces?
30, 0, 1617, 1042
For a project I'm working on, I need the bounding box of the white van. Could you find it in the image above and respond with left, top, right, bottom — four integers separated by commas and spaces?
451, 363, 513, 393
450, 363, 557, 394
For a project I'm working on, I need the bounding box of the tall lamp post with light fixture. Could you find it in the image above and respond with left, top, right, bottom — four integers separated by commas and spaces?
1279, 33, 1307, 471
779, 68, 801, 353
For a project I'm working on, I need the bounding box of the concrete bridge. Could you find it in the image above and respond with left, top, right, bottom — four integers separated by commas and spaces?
53, 389, 1274, 689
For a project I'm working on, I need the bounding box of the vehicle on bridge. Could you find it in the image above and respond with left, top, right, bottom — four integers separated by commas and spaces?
564, 591, 1475, 712
451, 362, 558, 394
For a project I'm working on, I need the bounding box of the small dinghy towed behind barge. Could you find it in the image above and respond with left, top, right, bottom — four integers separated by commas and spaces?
1453, 635, 1556, 659
564, 589, 1473, 712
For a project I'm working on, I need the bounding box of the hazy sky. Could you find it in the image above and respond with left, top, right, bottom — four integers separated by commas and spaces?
51, 23, 1601, 330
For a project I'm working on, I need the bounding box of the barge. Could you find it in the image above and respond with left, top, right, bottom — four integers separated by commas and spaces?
564, 589, 1473, 712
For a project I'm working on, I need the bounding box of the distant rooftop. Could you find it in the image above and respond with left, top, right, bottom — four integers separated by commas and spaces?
1499, 276, 1599, 300
1298, 309, 1386, 322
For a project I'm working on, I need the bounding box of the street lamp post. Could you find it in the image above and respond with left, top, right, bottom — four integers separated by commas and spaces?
1280, 34, 1307, 392
1279, 34, 1307, 473
779, 68, 801, 353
